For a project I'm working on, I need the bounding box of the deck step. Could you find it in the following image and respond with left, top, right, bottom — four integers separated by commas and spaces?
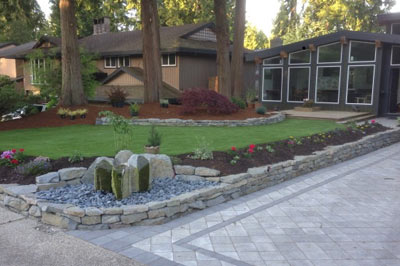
338, 114, 376, 124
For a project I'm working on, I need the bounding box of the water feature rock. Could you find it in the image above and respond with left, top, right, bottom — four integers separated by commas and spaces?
82, 157, 113, 184
94, 158, 114, 193
114, 150, 134, 166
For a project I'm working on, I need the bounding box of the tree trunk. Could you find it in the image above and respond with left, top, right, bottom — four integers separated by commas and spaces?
141, 0, 162, 103
231, 0, 246, 98
213, 0, 231, 98
59, 0, 86, 106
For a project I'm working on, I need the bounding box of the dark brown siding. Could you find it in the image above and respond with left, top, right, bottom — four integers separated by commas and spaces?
179, 55, 217, 90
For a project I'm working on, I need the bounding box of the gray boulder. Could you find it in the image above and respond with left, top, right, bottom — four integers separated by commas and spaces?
195, 167, 220, 177
36, 172, 59, 184
82, 157, 113, 184
114, 150, 134, 166
94, 158, 114, 193
129, 154, 174, 179
58, 167, 87, 181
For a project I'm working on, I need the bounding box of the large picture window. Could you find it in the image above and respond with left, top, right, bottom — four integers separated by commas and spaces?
349, 41, 376, 63
318, 43, 342, 63
391, 46, 400, 65
263, 56, 282, 65
262, 68, 282, 102
346, 65, 375, 105
289, 50, 311, 64
287, 67, 310, 102
315, 67, 340, 103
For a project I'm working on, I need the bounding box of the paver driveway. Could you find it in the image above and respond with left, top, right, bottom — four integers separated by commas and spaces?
68, 142, 400, 266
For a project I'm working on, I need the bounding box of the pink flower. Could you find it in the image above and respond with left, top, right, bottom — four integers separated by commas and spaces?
249, 144, 256, 149
371, 120, 376, 124
231, 146, 236, 151
248, 148, 254, 153
11, 159, 18, 165
4, 155, 10, 159
11, 149, 16, 153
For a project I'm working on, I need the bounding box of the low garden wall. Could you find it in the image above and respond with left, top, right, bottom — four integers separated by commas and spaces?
95, 113, 285, 127
1, 127, 400, 230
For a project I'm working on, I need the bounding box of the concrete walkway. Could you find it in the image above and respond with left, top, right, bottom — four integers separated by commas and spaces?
65, 141, 400, 266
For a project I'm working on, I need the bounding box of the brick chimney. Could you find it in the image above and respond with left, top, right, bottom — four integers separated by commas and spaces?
93, 17, 111, 35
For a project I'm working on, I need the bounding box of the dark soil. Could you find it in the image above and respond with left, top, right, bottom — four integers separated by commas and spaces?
0, 103, 268, 131
177, 123, 388, 176
0, 156, 96, 185
0, 123, 388, 185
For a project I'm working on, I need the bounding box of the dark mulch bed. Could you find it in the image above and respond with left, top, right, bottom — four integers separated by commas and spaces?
0, 156, 96, 185
0, 123, 389, 185
177, 123, 388, 176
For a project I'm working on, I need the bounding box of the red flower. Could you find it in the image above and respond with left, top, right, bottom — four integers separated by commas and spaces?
248, 148, 254, 153
249, 144, 256, 149
11, 149, 16, 153
231, 146, 237, 151
11, 159, 18, 165
4, 155, 10, 159
371, 120, 376, 124
19, 148, 24, 152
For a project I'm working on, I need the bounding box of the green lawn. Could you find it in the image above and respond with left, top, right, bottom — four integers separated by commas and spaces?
0, 118, 344, 159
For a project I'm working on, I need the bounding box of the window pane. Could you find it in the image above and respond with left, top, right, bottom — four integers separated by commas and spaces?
263, 57, 282, 65
124, 56, 130, 66
392, 46, 400, 65
105, 57, 110, 67
316, 67, 340, 103
288, 67, 309, 102
289, 50, 310, 64
347, 66, 374, 104
162, 55, 169, 65
350, 42, 375, 62
110, 57, 116, 67
262, 68, 282, 101
392, 23, 400, 35
318, 43, 341, 63
169, 54, 176, 65
118, 57, 123, 67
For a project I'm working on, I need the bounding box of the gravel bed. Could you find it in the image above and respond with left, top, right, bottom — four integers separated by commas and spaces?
36, 177, 217, 208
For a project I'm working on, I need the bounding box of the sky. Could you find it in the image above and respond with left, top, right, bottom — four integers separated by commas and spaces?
37, 0, 400, 35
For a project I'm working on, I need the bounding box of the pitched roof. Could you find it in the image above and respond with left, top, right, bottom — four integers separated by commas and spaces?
79, 22, 218, 56
102, 67, 182, 98
0, 41, 36, 59
378, 12, 400, 25
246, 30, 400, 61
0, 42, 15, 49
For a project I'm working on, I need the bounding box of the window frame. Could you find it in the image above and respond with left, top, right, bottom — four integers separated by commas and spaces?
317, 42, 343, 64
161, 53, 177, 67
104, 57, 117, 69
390, 46, 400, 66
263, 56, 283, 66
287, 66, 311, 103
391, 23, 400, 34
261, 67, 283, 102
118, 56, 130, 68
345, 64, 375, 106
288, 50, 311, 65
348, 41, 377, 64
314, 66, 341, 104
30, 58, 46, 85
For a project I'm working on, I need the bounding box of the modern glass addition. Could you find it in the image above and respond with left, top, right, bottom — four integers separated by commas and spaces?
287, 67, 310, 102
318, 43, 342, 63
262, 67, 282, 101
346, 65, 375, 105
391, 46, 400, 65
162, 54, 176, 66
289, 50, 311, 64
315, 67, 340, 103
349, 41, 376, 63
263, 56, 282, 65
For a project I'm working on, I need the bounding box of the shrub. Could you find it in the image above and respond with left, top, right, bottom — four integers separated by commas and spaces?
256, 106, 266, 115
181, 88, 239, 115
107, 86, 128, 106
68, 151, 83, 163
303, 99, 314, 108
0, 75, 24, 115
190, 137, 213, 160
15, 157, 52, 176
0, 149, 26, 167
147, 126, 161, 147
231, 97, 246, 109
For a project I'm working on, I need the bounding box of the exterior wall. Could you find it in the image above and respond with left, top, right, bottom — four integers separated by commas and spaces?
0, 58, 17, 78
95, 85, 144, 101
22, 59, 40, 94
107, 73, 143, 86
179, 54, 217, 90
259, 42, 381, 114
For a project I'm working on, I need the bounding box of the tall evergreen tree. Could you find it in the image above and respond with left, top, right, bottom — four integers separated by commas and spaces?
271, 0, 301, 44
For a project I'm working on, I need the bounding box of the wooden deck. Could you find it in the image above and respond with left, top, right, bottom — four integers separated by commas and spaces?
282, 110, 373, 121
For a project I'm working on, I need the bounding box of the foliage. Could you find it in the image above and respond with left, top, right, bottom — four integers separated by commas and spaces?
181, 88, 239, 115
46, 96, 58, 109
15, 157, 52, 176
57, 108, 68, 116
130, 103, 141, 114
0, 148, 25, 167
190, 137, 213, 160
49, 0, 136, 38
76, 109, 88, 116
68, 151, 83, 163
256, 106, 266, 115
146, 126, 162, 147
246, 90, 257, 103
98, 111, 134, 152
272, 0, 395, 44
265, 145, 275, 153
244, 23, 269, 50
0, 0, 48, 43
397, 117, 400, 126
303, 99, 314, 108
26, 49, 99, 99
107, 87, 128, 104
230, 155, 240, 165
0, 76, 24, 115
231, 97, 246, 109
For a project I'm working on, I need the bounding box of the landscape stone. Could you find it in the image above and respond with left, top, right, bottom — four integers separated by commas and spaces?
123, 205, 148, 215
101, 215, 121, 224
36, 172, 60, 184
114, 150, 134, 166
64, 207, 85, 217
176, 175, 204, 182
189, 200, 206, 209
81, 215, 101, 225
3, 184, 37, 196
121, 212, 147, 224
59, 167, 87, 181
174, 165, 195, 175
221, 173, 251, 184
41, 212, 77, 230
102, 207, 123, 215
66, 178, 81, 186
195, 167, 220, 177
36, 182, 67, 191
94, 158, 114, 193
28, 206, 41, 217
4, 196, 29, 211
130, 154, 174, 179
81, 157, 113, 184
85, 207, 103, 216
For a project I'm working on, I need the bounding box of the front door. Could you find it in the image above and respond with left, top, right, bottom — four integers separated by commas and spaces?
389, 68, 400, 113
